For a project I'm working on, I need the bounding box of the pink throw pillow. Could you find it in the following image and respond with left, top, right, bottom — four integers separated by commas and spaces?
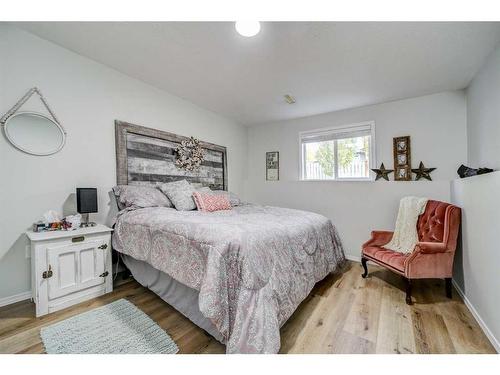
192, 191, 232, 212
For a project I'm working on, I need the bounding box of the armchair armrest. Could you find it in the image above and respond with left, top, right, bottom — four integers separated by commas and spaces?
362, 230, 393, 248
415, 241, 447, 254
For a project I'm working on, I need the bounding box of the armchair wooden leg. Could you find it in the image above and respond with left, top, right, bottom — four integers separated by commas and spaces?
445, 278, 452, 299
361, 257, 368, 278
405, 278, 413, 305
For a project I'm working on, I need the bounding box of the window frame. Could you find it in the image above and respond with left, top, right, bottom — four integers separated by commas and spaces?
299, 121, 376, 182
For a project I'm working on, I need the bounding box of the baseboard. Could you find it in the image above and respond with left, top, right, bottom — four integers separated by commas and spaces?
0, 291, 32, 308
345, 254, 361, 262
452, 280, 499, 353
346, 254, 378, 266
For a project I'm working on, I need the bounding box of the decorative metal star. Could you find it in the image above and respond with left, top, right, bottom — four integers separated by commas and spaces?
412, 161, 436, 181
371, 163, 394, 181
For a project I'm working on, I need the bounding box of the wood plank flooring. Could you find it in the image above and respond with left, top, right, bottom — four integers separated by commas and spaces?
0, 261, 495, 354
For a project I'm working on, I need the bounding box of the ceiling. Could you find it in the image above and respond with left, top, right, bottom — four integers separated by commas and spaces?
14, 22, 500, 125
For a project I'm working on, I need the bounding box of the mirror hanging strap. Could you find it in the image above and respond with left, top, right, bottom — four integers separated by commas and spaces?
0, 87, 65, 134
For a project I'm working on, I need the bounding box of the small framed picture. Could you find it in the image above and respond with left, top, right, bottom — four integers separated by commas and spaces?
266, 151, 279, 181
397, 154, 407, 166
396, 167, 410, 180
393, 136, 411, 181
397, 140, 407, 152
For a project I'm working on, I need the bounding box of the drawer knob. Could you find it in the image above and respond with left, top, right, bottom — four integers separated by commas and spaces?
100, 271, 109, 278
98, 244, 108, 250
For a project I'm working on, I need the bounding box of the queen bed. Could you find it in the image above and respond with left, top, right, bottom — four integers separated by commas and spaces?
112, 121, 345, 353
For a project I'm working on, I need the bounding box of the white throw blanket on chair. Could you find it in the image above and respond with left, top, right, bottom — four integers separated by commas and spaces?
384, 196, 429, 254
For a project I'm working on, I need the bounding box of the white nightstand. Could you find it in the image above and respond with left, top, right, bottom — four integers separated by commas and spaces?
26, 224, 113, 317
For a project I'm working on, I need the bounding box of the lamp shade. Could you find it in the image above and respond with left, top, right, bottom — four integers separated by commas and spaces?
76, 188, 98, 214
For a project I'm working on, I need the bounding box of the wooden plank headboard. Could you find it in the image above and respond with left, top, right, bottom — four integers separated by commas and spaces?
115, 120, 227, 190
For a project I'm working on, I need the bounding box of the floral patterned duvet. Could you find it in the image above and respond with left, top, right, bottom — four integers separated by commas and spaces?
112, 204, 345, 353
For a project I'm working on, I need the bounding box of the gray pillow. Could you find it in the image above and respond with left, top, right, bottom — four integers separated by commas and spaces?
113, 185, 173, 210
197, 186, 212, 194
159, 180, 197, 211
211, 190, 243, 207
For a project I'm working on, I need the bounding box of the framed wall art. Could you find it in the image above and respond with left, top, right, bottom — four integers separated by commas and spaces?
266, 151, 279, 181
393, 136, 411, 181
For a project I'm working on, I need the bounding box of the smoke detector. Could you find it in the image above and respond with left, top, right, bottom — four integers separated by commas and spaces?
284, 95, 296, 104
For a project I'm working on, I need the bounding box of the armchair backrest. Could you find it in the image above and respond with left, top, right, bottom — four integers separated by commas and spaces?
417, 200, 461, 249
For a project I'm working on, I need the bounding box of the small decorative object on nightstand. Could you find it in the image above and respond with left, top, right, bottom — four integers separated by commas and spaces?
26, 224, 113, 317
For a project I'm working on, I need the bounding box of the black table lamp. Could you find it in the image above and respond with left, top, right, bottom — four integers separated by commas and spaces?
77, 188, 98, 227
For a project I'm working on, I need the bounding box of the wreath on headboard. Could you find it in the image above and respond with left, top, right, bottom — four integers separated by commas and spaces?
175, 137, 204, 171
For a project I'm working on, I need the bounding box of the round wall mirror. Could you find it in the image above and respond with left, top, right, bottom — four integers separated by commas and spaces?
3, 112, 66, 156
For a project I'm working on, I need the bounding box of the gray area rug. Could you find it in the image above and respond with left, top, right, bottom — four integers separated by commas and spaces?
40, 299, 179, 354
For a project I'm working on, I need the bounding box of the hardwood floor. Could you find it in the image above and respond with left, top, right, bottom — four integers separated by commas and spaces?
0, 261, 495, 354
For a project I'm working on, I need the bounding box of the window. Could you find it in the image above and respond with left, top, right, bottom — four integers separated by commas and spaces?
300, 121, 375, 181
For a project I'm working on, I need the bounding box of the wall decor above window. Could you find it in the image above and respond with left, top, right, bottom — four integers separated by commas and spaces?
393, 136, 411, 181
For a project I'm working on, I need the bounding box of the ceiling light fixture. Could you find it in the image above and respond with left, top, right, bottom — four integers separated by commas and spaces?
284, 95, 296, 104
235, 21, 261, 37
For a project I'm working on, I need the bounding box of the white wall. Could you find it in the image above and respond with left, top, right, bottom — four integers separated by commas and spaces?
246, 92, 467, 260
451, 172, 500, 352
466, 43, 500, 169
451, 42, 500, 352
0, 25, 248, 299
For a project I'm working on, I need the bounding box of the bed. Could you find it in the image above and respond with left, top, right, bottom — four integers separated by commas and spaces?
112, 121, 346, 353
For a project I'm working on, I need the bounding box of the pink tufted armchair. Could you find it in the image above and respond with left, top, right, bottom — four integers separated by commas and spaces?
361, 200, 461, 304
